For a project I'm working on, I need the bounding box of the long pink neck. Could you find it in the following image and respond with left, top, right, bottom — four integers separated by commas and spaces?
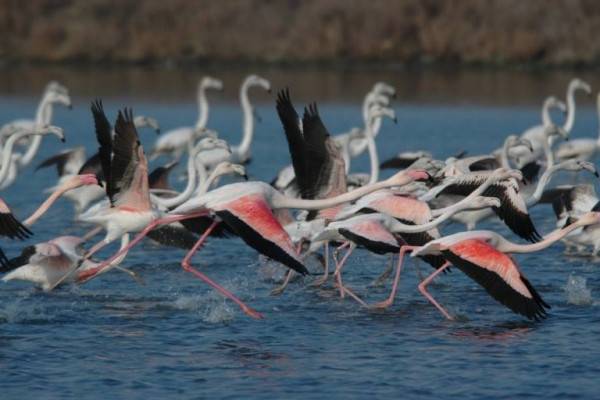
273, 175, 412, 210
500, 221, 585, 253
23, 184, 71, 226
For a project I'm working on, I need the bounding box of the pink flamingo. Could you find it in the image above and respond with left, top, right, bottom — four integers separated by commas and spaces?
75, 169, 431, 319
316, 196, 500, 307
0, 173, 100, 269
402, 211, 600, 320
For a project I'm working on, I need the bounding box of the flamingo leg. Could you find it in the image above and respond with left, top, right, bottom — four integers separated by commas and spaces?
270, 239, 308, 295
333, 242, 356, 300
370, 246, 416, 309
371, 254, 394, 287
82, 226, 103, 242
181, 220, 264, 320
312, 242, 329, 286
76, 212, 208, 284
418, 261, 454, 320
271, 269, 294, 296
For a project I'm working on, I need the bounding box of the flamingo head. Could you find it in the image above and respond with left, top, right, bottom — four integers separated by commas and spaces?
200, 76, 223, 91
38, 124, 65, 142
74, 174, 101, 187
133, 116, 160, 134
558, 160, 599, 177
570, 78, 592, 95
245, 75, 271, 93
468, 196, 502, 210
372, 82, 396, 98
505, 135, 533, 153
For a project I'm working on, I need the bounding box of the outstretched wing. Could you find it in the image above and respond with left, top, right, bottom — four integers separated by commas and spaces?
111, 109, 151, 209
90, 100, 114, 203
443, 239, 550, 321
276, 89, 307, 194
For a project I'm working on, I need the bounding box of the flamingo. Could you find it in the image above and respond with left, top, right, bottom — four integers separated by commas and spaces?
150, 76, 223, 160
75, 168, 431, 319
313, 195, 501, 307
555, 93, 600, 162
402, 211, 600, 320
0, 125, 66, 189
2, 235, 137, 291
36, 115, 160, 213
0, 81, 70, 142
229, 75, 272, 164
514, 79, 590, 166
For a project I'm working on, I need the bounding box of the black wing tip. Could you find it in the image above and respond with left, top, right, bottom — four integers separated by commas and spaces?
0, 212, 33, 240
91, 98, 104, 114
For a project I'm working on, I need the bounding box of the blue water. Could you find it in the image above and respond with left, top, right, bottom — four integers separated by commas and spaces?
0, 69, 599, 399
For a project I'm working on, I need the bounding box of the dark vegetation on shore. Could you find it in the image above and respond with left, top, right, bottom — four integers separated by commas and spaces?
1, 0, 600, 67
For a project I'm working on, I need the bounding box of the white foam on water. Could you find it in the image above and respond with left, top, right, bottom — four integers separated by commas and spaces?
564, 274, 594, 306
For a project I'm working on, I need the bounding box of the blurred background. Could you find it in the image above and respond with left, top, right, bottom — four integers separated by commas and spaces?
1, 0, 600, 103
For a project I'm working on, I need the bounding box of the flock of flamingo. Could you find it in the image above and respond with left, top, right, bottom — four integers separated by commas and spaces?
0, 76, 599, 322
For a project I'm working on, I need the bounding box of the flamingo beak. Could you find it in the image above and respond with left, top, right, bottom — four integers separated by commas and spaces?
242, 174, 249, 181
60, 137, 66, 143
392, 117, 398, 124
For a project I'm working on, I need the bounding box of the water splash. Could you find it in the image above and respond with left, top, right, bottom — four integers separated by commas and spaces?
173, 293, 235, 323
564, 274, 594, 306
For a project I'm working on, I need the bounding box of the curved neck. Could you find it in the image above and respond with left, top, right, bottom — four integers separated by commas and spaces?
20, 98, 55, 168
35, 94, 53, 125
24, 181, 75, 226
526, 163, 564, 206
153, 153, 199, 208
500, 221, 586, 253
272, 175, 414, 210
0, 131, 36, 183
542, 133, 554, 168
390, 202, 470, 233
195, 161, 209, 194
199, 167, 229, 195
500, 139, 513, 169
564, 86, 577, 133
236, 82, 254, 157
366, 119, 379, 184
195, 85, 209, 129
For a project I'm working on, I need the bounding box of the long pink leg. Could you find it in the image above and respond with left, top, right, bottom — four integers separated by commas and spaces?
271, 269, 295, 295
312, 241, 329, 286
77, 212, 208, 283
333, 242, 357, 299
371, 245, 417, 309
418, 261, 453, 320
181, 220, 264, 320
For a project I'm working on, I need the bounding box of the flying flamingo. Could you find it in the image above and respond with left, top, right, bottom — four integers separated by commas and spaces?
75, 168, 431, 319
399, 211, 600, 320
2, 235, 137, 290
0, 173, 100, 268
313, 195, 501, 307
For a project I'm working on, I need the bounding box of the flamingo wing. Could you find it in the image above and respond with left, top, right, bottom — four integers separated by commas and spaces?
215, 194, 308, 275
111, 109, 151, 209
276, 89, 307, 194
90, 99, 113, 202
302, 102, 346, 199
338, 219, 400, 255
0, 199, 32, 240
35, 147, 85, 177
148, 160, 179, 190
78, 152, 104, 181
438, 177, 541, 242
443, 239, 549, 321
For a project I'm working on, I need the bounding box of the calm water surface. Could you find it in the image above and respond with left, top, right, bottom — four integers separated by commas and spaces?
0, 67, 599, 399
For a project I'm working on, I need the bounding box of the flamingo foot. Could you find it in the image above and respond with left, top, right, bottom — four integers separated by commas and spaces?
241, 305, 265, 320
311, 273, 328, 287
341, 286, 367, 307
369, 299, 393, 310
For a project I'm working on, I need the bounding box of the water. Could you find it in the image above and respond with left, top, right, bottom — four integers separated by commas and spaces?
1, 66, 600, 399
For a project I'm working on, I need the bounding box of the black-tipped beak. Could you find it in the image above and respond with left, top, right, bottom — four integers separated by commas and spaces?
67, 104, 73, 110
60, 137, 66, 143
392, 117, 398, 124
267, 88, 272, 94
595, 171, 599, 178
242, 174, 249, 181
155, 128, 161, 135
